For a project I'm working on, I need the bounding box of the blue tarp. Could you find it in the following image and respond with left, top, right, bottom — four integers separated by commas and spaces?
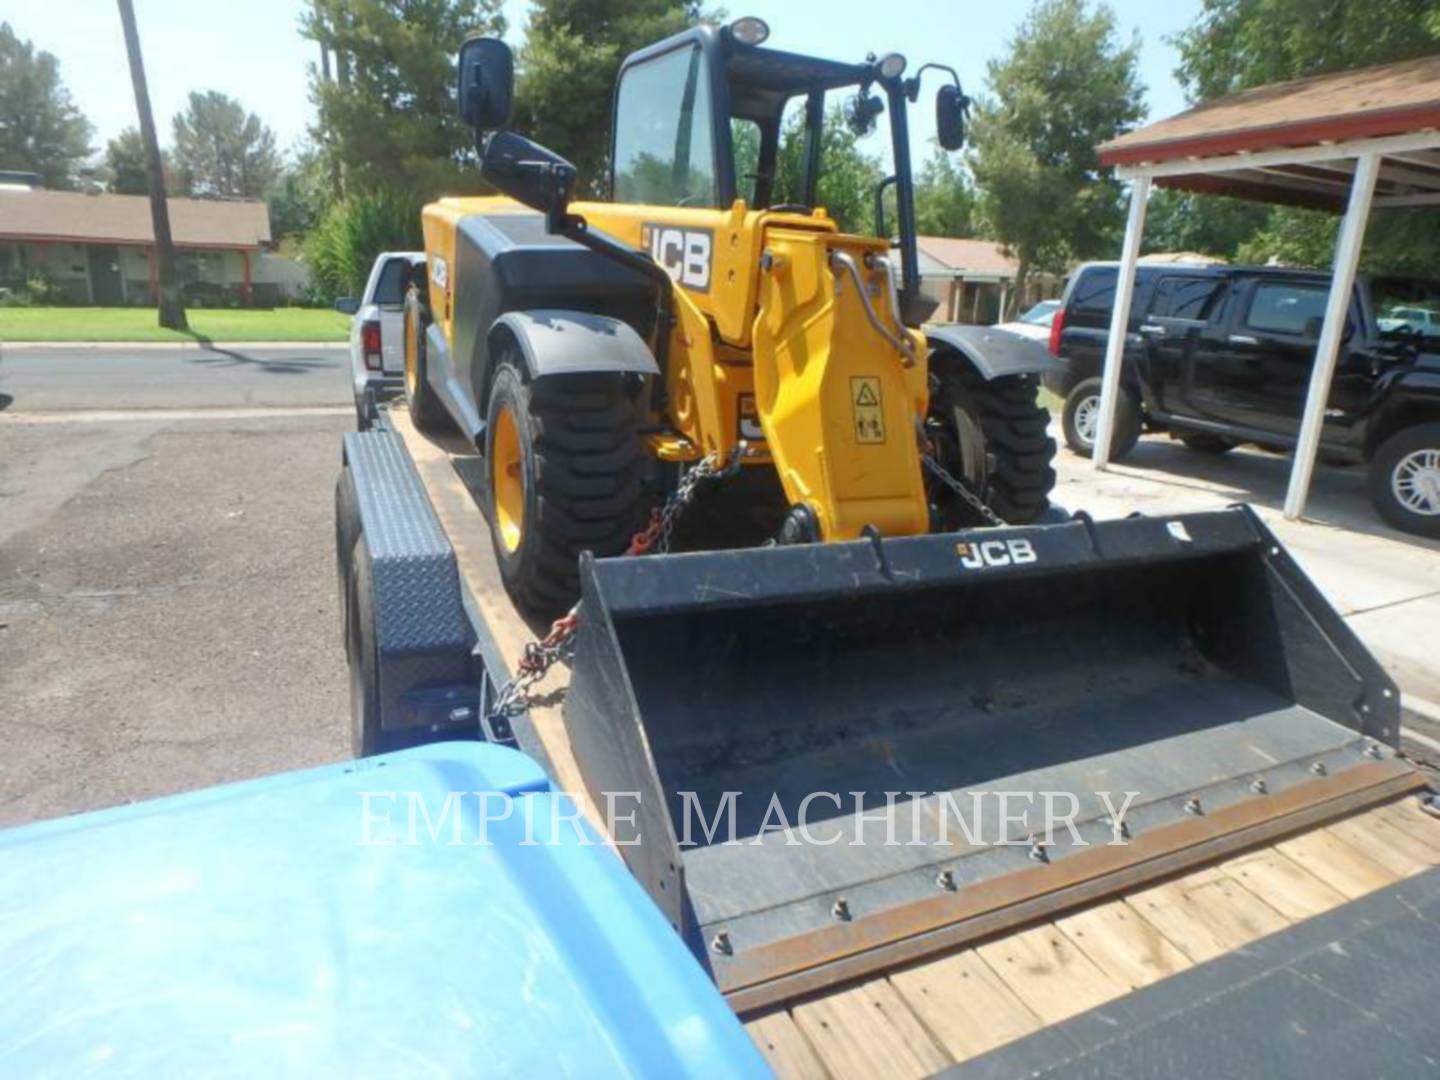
0, 742, 767, 1077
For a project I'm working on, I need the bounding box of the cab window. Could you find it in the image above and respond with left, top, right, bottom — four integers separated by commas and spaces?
613, 45, 718, 207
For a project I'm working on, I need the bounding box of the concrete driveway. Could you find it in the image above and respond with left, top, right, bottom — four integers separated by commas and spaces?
1055, 432, 1440, 748
0, 344, 354, 826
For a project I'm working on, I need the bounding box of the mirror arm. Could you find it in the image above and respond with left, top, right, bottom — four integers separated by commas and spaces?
904, 62, 961, 102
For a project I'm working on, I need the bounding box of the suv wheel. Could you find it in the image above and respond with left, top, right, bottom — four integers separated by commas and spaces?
1369, 423, 1440, 537
1063, 376, 1140, 460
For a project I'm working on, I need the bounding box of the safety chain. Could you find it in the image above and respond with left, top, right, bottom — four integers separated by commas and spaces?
921, 452, 1009, 529
487, 442, 750, 721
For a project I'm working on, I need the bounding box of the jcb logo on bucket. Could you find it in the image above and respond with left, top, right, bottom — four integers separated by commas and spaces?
956, 538, 1038, 569
642, 224, 712, 292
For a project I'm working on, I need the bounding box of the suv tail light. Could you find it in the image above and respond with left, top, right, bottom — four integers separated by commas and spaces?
1047, 305, 1066, 357
361, 320, 382, 371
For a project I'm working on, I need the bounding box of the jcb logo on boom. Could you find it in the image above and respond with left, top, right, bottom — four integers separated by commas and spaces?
642, 224, 712, 292
956, 538, 1038, 570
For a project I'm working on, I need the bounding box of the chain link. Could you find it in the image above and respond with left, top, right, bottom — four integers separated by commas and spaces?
487, 442, 749, 721
921, 452, 1009, 528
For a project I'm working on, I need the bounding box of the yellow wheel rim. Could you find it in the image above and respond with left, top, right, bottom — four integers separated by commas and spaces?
491, 404, 525, 554
403, 308, 419, 400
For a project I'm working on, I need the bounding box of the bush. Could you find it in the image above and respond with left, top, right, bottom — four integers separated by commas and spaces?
304, 188, 425, 303
0, 272, 69, 308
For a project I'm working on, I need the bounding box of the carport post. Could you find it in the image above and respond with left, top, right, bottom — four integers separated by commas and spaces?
1092, 174, 1150, 469
1283, 152, 1380, 520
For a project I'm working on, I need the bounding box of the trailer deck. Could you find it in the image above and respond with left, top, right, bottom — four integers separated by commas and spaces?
379, 404, 1440, 1077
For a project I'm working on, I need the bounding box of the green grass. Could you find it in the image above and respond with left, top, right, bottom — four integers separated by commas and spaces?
0, 306, 349, 343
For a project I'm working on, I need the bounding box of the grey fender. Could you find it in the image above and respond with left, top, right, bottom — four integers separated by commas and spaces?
488, 310, 659, 383
926, 323, 1065, 380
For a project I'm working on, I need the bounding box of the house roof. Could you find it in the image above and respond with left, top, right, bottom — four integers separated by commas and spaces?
0, 189, 270, 248
1100, 55, 1440, 167
916, 237, 1018, 278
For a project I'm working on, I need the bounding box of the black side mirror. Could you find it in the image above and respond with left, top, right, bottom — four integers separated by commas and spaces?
937, 84, 968, 150
334, 297, 359, 316
481, 130, 576, 232
458, 37, 513, 130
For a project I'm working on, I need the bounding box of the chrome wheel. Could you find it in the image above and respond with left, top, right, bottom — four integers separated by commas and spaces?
1073, 394, 1101, 447
1392, 448, 1440, 515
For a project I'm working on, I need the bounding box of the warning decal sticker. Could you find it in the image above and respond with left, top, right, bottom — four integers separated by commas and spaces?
851, 376, 885, 444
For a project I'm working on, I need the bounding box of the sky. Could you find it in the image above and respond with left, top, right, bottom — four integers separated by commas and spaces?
3, 0, 1203, 161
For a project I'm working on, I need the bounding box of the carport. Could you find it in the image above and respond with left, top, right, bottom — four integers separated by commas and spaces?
1088, 55, 1440, 519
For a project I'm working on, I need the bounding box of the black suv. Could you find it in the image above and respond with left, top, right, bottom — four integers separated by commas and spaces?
1047, 262, 1440, 537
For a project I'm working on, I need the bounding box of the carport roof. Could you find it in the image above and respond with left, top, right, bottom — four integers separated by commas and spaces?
0, 189, 271, 248
1097, 54, 1440, 211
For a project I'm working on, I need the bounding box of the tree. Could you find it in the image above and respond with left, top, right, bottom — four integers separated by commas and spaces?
1173, 0, 1440, 274
266, 145, 331, 241
117, 0, 186, 330
103, 127, 176, 195
913, 147, 976, 238
301, 0, 506, 198
171, 91, 280, 199
967, 0, 1144, 314
1140, 188, 1267, 259
513, 0, 706, 195
772, 105, 884, 236
0, 22, 93, 189
1174, 0, 1440, 102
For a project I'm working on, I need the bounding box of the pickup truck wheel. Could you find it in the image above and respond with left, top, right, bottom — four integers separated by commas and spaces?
1179, 433, 1237, 454
928, 359, 1057, 526
484, 358, 645, 614
1369, 423, 1440, 537
1063, 376, 1140, 461
403, 287, 452, 435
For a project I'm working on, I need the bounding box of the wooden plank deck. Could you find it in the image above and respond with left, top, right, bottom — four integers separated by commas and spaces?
744, 795, 1440, 1078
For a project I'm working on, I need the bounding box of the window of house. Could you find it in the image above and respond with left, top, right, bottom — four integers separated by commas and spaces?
1149, 276, 1223, 320
612, 45, 718, 207
1244, 282, 1330, 336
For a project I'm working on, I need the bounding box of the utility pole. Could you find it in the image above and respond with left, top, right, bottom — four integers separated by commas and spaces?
117, 0, 187, 330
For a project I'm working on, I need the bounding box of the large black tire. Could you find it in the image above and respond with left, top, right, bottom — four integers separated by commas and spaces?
1368, 422, 1440, 538
1179, 432, 1237, 454
1063, 376, 1140, 461
403, 285, 452, 435
928, 358, 1056, 526
484, 357, 646, 614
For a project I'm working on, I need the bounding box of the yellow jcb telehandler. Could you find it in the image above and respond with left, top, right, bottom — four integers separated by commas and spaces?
403, 19, 1059, 611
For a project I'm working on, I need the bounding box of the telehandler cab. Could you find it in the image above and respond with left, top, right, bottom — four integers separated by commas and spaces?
404, 20, 1061, 611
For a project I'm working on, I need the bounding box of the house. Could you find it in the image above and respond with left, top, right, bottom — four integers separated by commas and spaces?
916, 236, 1063, 324
0, 175, 278, 305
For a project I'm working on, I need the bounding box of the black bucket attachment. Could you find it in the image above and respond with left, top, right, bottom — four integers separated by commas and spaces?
563, 507, 1404, 1005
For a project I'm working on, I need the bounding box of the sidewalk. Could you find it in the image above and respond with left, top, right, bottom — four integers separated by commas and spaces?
1054, 434, 1440, 733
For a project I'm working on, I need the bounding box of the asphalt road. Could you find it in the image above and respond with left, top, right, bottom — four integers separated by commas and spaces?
0, 344, 356, 826
0, 342, 350, 412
